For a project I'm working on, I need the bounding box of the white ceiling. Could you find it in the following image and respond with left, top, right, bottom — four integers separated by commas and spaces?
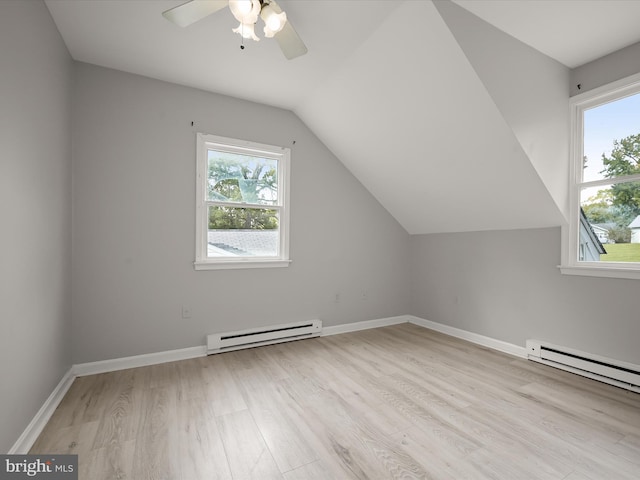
45, 0, 404, 111
45, 0, 640, 234
452, 0, 640, 68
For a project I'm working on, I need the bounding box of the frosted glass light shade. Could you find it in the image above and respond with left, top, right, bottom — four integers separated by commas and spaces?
229, 0, 260, 24
261, 5, 287, 38
233, 21, 260, 41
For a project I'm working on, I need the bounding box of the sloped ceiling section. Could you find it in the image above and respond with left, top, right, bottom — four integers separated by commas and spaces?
44, 0, 403, 111
44, 0, 572, 236
452, 0, 640, 69
297, 0, 564, 235
435, 0, 570, 222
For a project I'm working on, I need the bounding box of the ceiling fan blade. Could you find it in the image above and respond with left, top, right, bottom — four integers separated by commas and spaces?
261, 0, 307, 60
162, 0, 228, 27
274, 20, 308, 60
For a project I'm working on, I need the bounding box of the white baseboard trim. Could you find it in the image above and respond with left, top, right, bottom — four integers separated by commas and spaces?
9, 368, 75, 454
14, 315, 525, 454
321, 315, 409, 337
11, 346, 207, 453
72, 345, 207, 377
407, 316, 527, 358
72, 317, 524, 377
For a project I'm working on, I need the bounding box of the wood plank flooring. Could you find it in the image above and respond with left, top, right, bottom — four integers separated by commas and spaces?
30, 324, 640, 479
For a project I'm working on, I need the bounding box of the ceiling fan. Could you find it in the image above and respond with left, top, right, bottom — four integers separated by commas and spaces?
162, 0, 308, 60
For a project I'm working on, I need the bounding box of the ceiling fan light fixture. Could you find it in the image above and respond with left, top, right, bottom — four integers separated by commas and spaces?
229, 0, 260, 24
232, 21, 260, 41
162, 0, 307, 59
261, 5, 287, 38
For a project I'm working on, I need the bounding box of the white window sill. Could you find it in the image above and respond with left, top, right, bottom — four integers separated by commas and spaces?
194, 259, 292, 271
559, 265, 640, 280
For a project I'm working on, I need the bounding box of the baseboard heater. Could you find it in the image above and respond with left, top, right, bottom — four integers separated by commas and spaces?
526, 340, 640, 393
207, 319, 322, 355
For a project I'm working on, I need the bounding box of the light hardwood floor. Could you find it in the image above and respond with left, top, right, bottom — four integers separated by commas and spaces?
30, 324, 640, 479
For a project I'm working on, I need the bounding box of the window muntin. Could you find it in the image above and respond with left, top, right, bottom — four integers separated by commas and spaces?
195, 134, 290, 269
565, 74, 640, 278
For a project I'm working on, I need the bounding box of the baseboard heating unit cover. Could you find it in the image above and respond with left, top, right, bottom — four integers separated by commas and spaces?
526, 339, 640, 393
207, 319, 322, 354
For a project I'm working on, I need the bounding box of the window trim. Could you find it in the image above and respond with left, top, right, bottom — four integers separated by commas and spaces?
194, 133, 291, 270
561, 71, 640, 280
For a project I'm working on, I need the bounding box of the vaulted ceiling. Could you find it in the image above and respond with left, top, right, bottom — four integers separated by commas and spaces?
45, 0, 640, 234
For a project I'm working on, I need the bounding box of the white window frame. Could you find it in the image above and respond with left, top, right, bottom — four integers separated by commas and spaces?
194, 133, 291, 270
561, 72, 640, 280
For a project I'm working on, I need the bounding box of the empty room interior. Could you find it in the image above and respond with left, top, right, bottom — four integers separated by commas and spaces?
2, 0, 640, 478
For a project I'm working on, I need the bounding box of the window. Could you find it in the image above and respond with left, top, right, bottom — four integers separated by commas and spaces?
195, 133, 290, 270
563, 73, 640, 279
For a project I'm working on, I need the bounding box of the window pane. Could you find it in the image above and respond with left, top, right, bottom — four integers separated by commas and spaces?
207, 149, 278, 205
583, 92, 640, 182
207, 206, 279, 257
580, 182, 640, 262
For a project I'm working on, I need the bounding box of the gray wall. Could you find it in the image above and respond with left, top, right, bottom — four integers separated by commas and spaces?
571, 41, 640, 96
0, 1, 72, 453
408, 2, 640, 367
71, 63, 410, 364
410, 227, 640, 365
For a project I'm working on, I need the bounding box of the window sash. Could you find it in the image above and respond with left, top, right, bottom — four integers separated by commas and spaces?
563, 72, 640, 278
204, 200, 284, 210
195, 133, 290, 269
205, 147, 280, 207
